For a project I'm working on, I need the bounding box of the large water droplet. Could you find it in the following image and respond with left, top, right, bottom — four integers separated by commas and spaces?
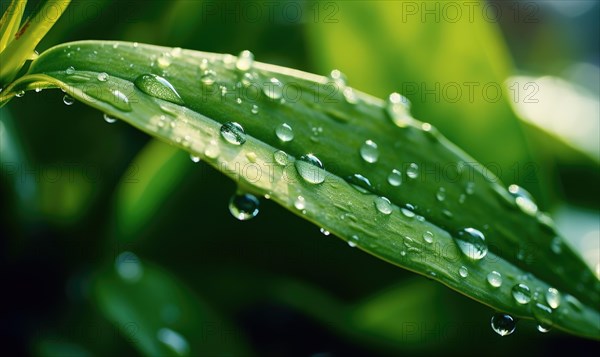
406, 163, 419, 179
374, 196, 392, 215
422, 231, 434, 243
263, 77, 283, 100
275, 123, 294, 142
114, 251, 143, 283
454, 227, 488, 260
346, 174, 372, 193
487, 271, 502, 288
387, 169, 402, 186
508, 184, 538, 216
220, 122, 246, 145
63, 94, 74, 105
228, 193, 259, 220
459, 266, 469, 278
546, 288, 561, 309
157, 328, 190, 356
491, 313, 516, 336
360, 140, 379, 163
134, 73, 184, 105
97, 72, 109, 82
512, 283, 531, 304
386, 92, 412, 127
103, 113, 117, 123
295, 154, 326, 184
236, 50, 254, 71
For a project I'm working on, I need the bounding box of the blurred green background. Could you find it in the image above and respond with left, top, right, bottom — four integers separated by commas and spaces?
1, 0, 599, 355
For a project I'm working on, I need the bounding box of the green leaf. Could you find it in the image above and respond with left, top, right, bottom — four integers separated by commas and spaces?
3, 40, 599, 339
0, 0, 27, 53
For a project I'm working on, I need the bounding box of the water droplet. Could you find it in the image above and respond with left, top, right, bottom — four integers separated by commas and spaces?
465, 182, 475, 195
204, 140, 220, 159
236, 97, 242, 105
387, 169, 402, 186
436, 187, 446, 201
546, 288, 561, 309
491, 313, 516, 336
487, 271, 502, 288
157, 328, 190, 356
422, 231, 434, 243
63, 94, 74, 105
199, 58, 209, 71
550, 237, 562, 254
512, 283, 531, 304
103, 113, 117, 123
241, 72, 257, 86
401, 207, 415, 218
66, 66, 75, 75
532, 302, 553, 327
228, 193, 259, 220
346, 174, 372, 193
220, 122, 246, 145
406, 163, 419, 179
508, 184, 538, 216
273, 150, 288, 166
251, 104, 259, 114
200, 70, 216, 85
295, 154, 326, 184
360, 140, 379, 163
294, 196, 306, 210
275, 123, 294, 142
170, 47, 182, 57
114, 251, 143, 283
386, 92, 412, 127
374, 196, 392, 215
320, 228, 330, 236
459, 266, 468, 278
329, 69, 347, 87
263, 77, 283, 100
347, 235, 359, 248
537, 324, 551, 333
236, 50, 254, 71
134, 73, 184, 105
454, 228, 488, 260
157, 52, 172, 68
190, 154, 200, 163
97, 72, 109, 82
15, 90, 25, 97
35, 87, 42, 93
343, 87, 358, 104
222, 54, 236, 68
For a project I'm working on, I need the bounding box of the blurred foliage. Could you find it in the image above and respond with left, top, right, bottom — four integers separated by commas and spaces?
1, 0, 599, 355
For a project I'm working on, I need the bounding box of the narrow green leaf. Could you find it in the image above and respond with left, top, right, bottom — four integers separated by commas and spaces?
4, 41, 599, 339
0, 0, 27, 53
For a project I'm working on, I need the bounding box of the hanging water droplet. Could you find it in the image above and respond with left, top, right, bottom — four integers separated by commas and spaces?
35, 87, 42, 93
220, 122, 246, 145
508, 184, 538, 216
346, 174, 372, 193
200, 70, 216, 85
228, 193, 260, 220
512, 283, 531, 304
251, 104, 259, 114
320, 228, 330, 236
190, 154, 200, 163
236, 50, 254, 71
66, 66, 75, 75
263, 77, 283, 100
537, 324, 551, 333
103, 113, 117, 123
273, 150, 288, 166
459, 266, 469, 278
63, 94, 74, 105
15, 90, 25, 97
360, 140, 379, 163
387, 169, 402, 186
374, 196, 392, 215
436, 187, 446, 201
386, 92, 412, 127
487, 271, 503, 288
114, 251, 143, 283
157, 328, 190, 356
550, 237, 562, 254
406, 163, 419, 179
422, 231, 434, 243
97, 72, 109, 82
454, 227, 488, 260
347, 235, 359, 248
490, 313, 516, 336
275, 123, 294, 142
294, 196, 306, 210
546, 288, 561, 309
134, 73, 184, 105
295, 154, 326, 184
